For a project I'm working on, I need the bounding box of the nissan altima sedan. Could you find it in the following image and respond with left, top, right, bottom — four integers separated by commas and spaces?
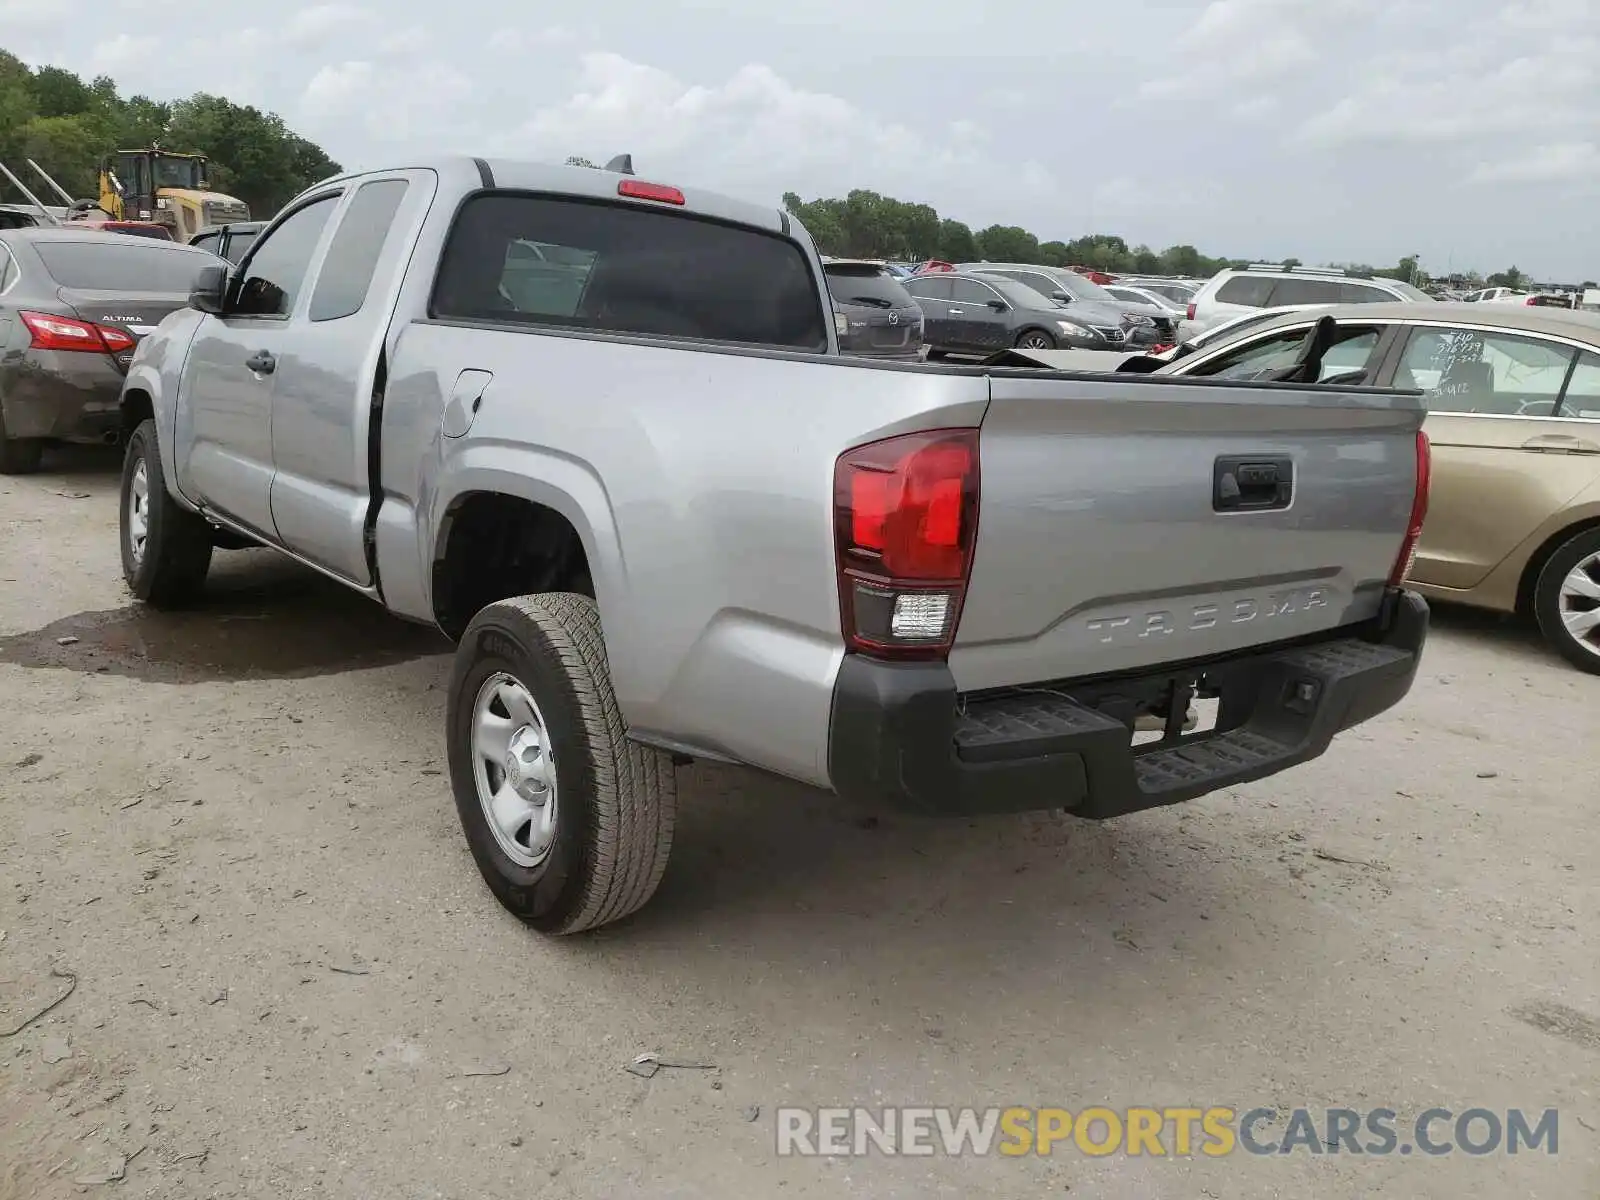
0, 228, 224, 473
1156, 302, 1600, 673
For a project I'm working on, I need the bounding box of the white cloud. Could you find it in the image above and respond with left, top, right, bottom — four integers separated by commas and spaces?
479, 52, 1061, 220
88, 33, 160, 70
378, 27, 430, 56
285, 3, 371, 42
486, 25, 577, 53
1470, 142, 1600, 185
302, 61, 374, 110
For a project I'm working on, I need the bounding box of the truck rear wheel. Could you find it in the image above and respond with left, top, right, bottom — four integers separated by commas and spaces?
119, 418, 213, 607
446, 593, 677, 934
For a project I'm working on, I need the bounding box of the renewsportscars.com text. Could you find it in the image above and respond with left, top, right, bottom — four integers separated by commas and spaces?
775, 1106, 1559, 1158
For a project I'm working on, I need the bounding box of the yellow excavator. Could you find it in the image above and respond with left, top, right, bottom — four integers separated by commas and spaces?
90, 148, 251, 242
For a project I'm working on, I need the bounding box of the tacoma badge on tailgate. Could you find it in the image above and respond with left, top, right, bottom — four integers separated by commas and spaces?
1084, 587, 1330, 645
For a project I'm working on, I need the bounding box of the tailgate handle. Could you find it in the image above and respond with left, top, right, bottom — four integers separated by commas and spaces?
1214, 455, 1293, 512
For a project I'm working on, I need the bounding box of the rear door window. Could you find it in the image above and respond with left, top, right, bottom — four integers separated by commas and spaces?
1396, 326, 1576, 414
905, 276, 952, 300
1214, 275, 1275, 307
950, 279, 999, 303
33, 241, 218, 292
431, 193, 827, 350
309, 179, 410, 322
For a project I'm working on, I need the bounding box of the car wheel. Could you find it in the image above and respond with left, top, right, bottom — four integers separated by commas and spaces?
0, 407, 44, 475
1015, 329, 1057, 350
446, 593, 678, 934
120, 418, 214, 607
1533, 527, 1600, 674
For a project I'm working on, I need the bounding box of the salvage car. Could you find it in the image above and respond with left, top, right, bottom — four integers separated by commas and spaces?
1153, 303, 1600, 673
117, 156, 1431, 932
904, 270, 1134, 355
822, 258, 924, 360
0, 227, 225, 473
958, 261, 1177, 347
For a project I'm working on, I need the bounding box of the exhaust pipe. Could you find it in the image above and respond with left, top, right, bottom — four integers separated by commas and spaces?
101, 430, 121, 446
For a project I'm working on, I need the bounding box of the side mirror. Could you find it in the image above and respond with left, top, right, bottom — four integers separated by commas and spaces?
189, 263, 229, 314
1051, 290, 1073, 304
987, 299, 1008, 312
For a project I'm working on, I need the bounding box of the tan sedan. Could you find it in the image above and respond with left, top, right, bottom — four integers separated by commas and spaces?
1158, 302, 1600, 673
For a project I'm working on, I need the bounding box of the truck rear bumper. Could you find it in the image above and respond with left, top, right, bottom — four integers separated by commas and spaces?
826, 590, 1428, 818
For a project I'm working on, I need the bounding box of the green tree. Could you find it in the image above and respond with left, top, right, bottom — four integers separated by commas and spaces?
975, 224, 1038, 262
28, 66, 93, 118
936, 218, 976, 262
1487, 266, 1527, 290
0, 52, 340, 217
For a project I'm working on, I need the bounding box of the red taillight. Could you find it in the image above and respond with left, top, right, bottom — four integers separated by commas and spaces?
1185, 302, 1197, 321
618, 179, 685, 205
1389, 429, 1431, 586
20, 310, 130, 354
834, 429, 980, 660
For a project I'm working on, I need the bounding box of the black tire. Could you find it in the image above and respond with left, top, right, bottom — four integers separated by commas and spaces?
0, 407, 44, 475
447, 593, 677, 934
1015, 328, 1057, 350
119, 418, 213, 607
1532, 527, 1600, 675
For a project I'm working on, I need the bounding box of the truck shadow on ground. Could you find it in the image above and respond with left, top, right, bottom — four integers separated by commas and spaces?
0, 549, 450, 682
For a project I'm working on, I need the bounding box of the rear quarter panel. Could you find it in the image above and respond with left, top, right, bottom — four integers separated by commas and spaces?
378, 324, 990, 786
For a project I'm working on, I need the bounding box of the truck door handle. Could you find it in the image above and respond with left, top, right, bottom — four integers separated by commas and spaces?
1522, 433, 1599, 454
246, 350, 275, 375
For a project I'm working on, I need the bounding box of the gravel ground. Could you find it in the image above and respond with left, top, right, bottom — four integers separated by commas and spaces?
2, 447, 1597, 1199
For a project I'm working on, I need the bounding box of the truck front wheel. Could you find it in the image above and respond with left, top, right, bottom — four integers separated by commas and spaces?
120, 418, 213, 607
446, 594, 677, 934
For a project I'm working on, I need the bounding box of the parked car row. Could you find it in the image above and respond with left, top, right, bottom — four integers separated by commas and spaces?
1066, 301, 1600, 674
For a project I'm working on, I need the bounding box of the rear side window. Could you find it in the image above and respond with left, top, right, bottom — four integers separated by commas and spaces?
33, 241, 217, 292
1337, 281, 1393, 303
310, 179, 410, 322
950, 278, 998, 303
825, 265, 912, 309
431, 193, 828, 350
190, 232, 218, 251
0, 244, 14, 290
905, 276, 952, 300
1214, 275, 1275, 307
1269, 278, 1344, 305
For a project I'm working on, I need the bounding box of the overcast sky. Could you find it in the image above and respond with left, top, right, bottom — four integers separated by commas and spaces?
5, 0, 1597, 279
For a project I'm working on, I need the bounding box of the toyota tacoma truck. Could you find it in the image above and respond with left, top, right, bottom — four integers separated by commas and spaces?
115, 156, 1431, 934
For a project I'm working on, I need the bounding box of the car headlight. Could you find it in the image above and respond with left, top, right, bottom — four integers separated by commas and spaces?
1057, 321, 1098, 338
1125, 313, 1155, 327
834, 311, 849, 336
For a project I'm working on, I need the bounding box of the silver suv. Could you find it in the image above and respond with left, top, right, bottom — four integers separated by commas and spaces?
1186, 265, 1432, 334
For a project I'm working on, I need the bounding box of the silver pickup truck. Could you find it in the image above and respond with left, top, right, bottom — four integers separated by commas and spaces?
116, 157, 1431, 933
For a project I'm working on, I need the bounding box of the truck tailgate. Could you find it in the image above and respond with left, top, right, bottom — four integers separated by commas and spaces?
949, 372, 1425, 692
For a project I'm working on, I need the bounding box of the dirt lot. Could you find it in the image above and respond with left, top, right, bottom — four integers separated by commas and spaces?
2, 448, 1597, 1200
